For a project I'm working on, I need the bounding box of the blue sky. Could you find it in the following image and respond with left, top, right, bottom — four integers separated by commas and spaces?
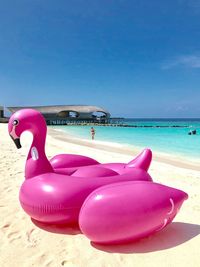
0, 0, 200, 118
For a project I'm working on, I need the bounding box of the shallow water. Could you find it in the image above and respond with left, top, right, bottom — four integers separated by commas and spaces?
51, 119, 200, 160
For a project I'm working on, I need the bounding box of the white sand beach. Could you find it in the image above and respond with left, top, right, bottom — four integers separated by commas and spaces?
0, 123, 200, 267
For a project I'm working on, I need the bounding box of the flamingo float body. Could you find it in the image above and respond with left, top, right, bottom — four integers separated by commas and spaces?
8, 109, 188, 244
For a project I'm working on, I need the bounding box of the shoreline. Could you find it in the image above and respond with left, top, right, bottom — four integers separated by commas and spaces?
48, 127, 200, 171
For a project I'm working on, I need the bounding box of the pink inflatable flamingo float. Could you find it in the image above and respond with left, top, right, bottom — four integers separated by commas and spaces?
8, 109, 188, 244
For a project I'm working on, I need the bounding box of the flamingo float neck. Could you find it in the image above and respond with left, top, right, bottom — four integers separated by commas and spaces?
8, 109, 53, 179
25, 125, 53, 179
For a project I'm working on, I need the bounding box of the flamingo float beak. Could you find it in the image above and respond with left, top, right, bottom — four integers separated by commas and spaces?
10, 135, 22, 149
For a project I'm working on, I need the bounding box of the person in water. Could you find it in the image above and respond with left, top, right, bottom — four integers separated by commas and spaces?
90, 127, 95, 140
188, 129, 197, 135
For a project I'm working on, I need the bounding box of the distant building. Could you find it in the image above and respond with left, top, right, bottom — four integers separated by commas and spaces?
7, 105, 111, 125
0, 106, 8, 122
0, 106, 3, 118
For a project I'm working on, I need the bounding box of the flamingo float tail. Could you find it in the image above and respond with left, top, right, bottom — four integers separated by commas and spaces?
126, 148, 152, 171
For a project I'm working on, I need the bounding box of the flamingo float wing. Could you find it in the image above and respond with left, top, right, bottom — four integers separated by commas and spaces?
79, 181, 188, 244
50, 154, 100, 169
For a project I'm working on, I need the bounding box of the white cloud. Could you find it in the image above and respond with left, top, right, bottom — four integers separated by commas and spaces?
162, 55, 200, 69
187, 0, 200, 8
176, 105, 189, 111
178, 0, 200, 9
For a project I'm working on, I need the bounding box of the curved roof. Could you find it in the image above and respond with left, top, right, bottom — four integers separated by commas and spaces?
7, 105, 110, 117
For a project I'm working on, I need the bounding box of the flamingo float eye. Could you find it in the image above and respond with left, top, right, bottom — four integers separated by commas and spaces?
13, 119, 19, 126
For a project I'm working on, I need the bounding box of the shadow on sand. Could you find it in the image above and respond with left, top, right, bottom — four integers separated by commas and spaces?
92, 222, 200, 253
31, 218, 81, 235
31, 220, 200, 253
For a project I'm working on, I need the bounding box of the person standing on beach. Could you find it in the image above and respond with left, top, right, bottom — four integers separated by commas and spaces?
90, 127, 95, 140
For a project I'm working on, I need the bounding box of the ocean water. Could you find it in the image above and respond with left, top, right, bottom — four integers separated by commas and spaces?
51, 119, 200, 160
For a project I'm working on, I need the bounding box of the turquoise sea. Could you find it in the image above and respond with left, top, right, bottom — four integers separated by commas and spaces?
51, 119, 200, 161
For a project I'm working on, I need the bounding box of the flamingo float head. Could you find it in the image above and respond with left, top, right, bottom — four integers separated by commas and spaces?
8, 109, 46, 149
